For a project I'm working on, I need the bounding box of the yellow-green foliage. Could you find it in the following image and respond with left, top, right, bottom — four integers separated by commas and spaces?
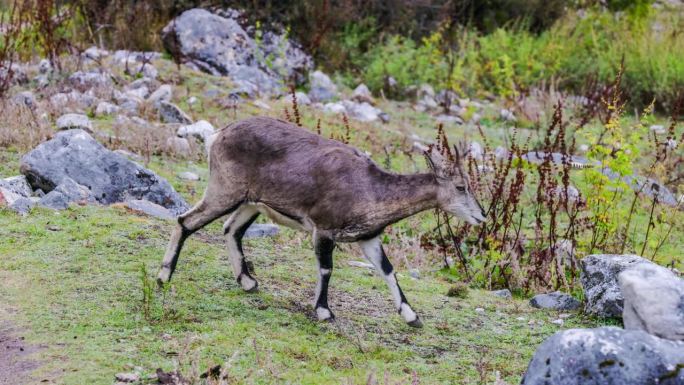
357, 9, 684, 108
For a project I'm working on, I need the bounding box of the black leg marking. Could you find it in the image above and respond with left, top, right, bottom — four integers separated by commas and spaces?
379, 247, 394, 275
234, 213, 259, 290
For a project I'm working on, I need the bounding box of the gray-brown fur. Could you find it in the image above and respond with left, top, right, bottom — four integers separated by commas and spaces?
157, 116, 485, 326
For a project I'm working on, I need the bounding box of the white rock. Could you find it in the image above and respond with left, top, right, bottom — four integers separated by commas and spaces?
323, 102, 346, 115
56, 113, 92, 132
341, 100, 382, 122
147, 84, 173, 105
124, 200, 175, 220
178, 171, 199, 181
166, 137, 191, 157
114, 372, 140, 383
287, 91, 311, 106
500, 108, 517, 122
187, 96, 199, 105
619, 263, 684, 341
310, 70, 337, 93
252, 100, 271, 110
475, 307, 485, 314
351, 83, 373, 104
177, 120, 215, 142
95, 101, 120, 117
650, 124, 665, 134
347, 261, 374, 269
125, 86, 149, 100
551, 318, 564, 326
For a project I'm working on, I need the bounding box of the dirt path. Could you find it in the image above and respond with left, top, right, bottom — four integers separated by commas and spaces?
0, 320, 40, 385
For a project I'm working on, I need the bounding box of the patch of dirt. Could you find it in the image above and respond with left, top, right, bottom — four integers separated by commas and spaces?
0, 321, 40, 385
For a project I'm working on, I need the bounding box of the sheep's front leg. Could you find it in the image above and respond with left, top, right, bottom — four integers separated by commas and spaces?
313, 233, 335, 321
358, 236, 422, 328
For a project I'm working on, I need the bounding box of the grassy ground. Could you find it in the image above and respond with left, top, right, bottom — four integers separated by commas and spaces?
0, 201, 609, 385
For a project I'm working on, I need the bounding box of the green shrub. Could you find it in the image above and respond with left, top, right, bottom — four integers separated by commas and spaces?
352, 8, 684, 109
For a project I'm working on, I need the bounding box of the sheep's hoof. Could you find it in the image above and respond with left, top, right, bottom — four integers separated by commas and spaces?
316, 307, 335, 322
407, 317, 424, 328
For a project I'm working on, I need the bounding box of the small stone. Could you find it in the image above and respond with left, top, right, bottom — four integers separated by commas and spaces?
177, 171, 199, 181
95, 101, 120, 117
187, 96, 199, 105
166, 137, 191, 157
124, 199, 175, 220
408, 269, 420, 279
516, 317, 526, 321
158, 101, 192, 124
530, 291, 581, 311
177, 120, 215, 142
252, 99, 271, 110
148, 84, 173, 106
114, 372, 140, 383
56, 113, 92, 132
323, 102, 346, 115
475, 307, 485, 314
351, 83, 373, 104
0, 175, 32, 198
650, 124, 665, 134
500, 108, 516, 122
243, 224, 279, 238
11, 91, 36, 108
347, 261, 374, 269
551, 318, 564, 326
288, 91, 311, 106
492, 289, 512, 299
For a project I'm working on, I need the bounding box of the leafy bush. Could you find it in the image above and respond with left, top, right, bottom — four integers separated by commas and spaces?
354, 8, 684, 110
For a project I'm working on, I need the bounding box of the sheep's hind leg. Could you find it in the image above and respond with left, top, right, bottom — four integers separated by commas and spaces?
223, 205, 260, 292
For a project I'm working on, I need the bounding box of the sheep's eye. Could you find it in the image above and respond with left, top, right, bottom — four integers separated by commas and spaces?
456, 186, 466, 193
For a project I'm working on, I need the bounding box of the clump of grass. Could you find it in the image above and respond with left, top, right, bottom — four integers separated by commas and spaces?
447, 282, 470, 298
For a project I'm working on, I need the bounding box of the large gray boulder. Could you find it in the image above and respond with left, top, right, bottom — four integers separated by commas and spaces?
521, 327, 684, 385
619, 263, 684, 341
20, 130, 189, 215
580, 254, 654, 318
161, 8, 312, 96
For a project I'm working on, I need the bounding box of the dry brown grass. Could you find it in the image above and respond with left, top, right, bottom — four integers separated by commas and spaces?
0, 99, 54, 152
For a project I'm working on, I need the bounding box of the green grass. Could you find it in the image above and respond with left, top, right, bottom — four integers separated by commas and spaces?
0, 204, 608, 385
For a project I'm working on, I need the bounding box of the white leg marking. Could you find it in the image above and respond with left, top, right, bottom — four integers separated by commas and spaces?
358, 237, 402, 308
316, 306, 333, 321
400, 303, 418, 323
358, 236, 420, 326
240, 275, 257, 291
